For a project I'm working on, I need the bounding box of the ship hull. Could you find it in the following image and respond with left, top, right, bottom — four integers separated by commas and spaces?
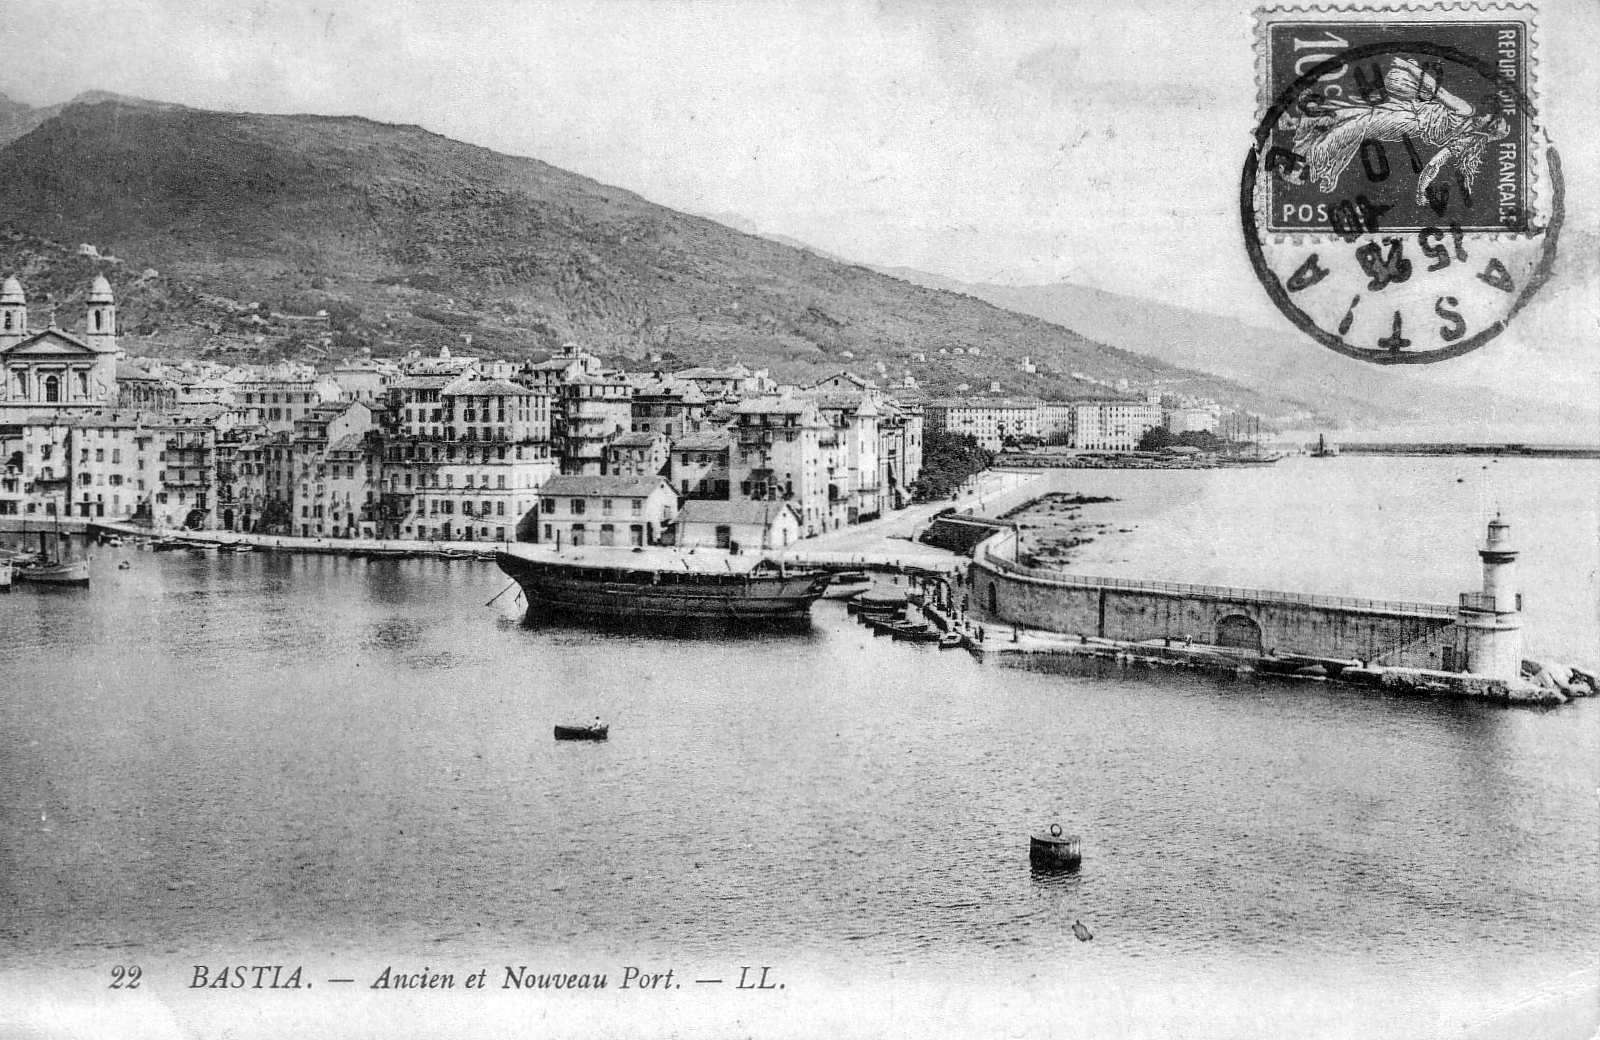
496, 551, 828, 629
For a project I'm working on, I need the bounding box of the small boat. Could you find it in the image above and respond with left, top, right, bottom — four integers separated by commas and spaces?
151, 537, 187, 552
437, 548, 472, 560
366, 547, 420, 560
0, 559, 10, 591
937, 632, 964, 650
869, 615, 903, 636
117, 560, 131, 570
1072, 920, 1094, 942
186, 542, 219, 556
474, 549, 499, 561
821, 571, 873, 599
100, 535, 123, 547
553, 723, 609, 741
17, 558, 91, 587
1030, 825, 1082, 870
847, 589, 909, 616
218, 541, 255, 554
891, 622, 940, 643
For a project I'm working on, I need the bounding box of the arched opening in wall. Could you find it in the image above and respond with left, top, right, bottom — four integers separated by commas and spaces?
1216, 614, 1263, 653
987, 581, 997, 615
43, 374, 59, 403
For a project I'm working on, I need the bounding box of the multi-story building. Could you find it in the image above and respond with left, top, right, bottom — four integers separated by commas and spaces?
67, 415, 157, 522
557, 375, 633, 475
291, 402, 375, 537
116, 362, 177, 412
800, 387, 882, 523
924, 398, 1041, 450
605, 431, 668, 479
673, 364, 774, 402
876, 397, 923, 510
378, 375, 555, 542
669, 430, 731, 501
234, 375, 341, 432
534, 474, 678, 547
1069, 398, 1162, 451
628, 376, 708, 439
727, 396, 841, 536
160, 418, 219, 527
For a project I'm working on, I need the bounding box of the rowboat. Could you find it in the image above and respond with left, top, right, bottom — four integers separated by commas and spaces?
553, 723, 609, 741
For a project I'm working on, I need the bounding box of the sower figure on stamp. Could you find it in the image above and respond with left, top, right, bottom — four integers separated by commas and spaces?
1283, 56, 1508, 205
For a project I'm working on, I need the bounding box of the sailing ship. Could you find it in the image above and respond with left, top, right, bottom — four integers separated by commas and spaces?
495, 545, 829, 629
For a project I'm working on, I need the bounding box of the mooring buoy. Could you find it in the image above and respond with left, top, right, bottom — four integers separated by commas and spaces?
1029, 823, 1082, 870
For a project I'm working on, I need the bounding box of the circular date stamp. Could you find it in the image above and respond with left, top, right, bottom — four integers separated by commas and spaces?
1243, 7, 1562, 364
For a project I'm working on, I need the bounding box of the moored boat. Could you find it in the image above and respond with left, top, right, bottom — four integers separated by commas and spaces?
218, 541, 255, 554
0, 559, 10, 591
16, 558, 91, 587
365, 546, 421, 560
821, 571, 873, 599
496, 545, 829, 629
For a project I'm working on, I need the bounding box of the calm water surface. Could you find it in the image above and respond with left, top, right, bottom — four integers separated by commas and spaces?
1, 457, 1595, 1038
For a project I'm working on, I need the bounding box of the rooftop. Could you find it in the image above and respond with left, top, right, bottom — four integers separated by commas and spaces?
676, 499, 798, 526
539, 474, 672, 497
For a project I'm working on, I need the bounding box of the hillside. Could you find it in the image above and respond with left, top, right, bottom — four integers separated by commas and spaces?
875, 267, 1595, 438
0, 95, 1330, 420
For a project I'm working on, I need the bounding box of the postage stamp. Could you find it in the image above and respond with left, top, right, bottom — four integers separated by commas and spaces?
1243, 4, 1562, 364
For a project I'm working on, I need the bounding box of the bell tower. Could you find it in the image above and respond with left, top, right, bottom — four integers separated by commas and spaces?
85, 274, 116, 349
0, 275, 27, 349
1454, 515, 1523, 680
84, 274, 119, 407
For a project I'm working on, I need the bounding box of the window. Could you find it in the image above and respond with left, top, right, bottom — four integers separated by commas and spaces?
601, 498, 613, 515
571, 499, 585, 515
43, 375, 60, 403
541, 497, 556, 513
631, 499, 642, 516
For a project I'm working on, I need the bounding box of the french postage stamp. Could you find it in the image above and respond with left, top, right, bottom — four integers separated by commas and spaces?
1243, 4, 1561, 364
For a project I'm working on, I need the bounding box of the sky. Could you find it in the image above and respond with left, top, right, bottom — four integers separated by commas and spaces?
1, 0, 1595, 417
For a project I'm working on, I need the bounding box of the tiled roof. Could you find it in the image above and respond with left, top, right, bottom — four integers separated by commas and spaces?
676, 499, 797, 526
538, 474, 672, 497
445, 379, 535, 397
670, 431, 730, 452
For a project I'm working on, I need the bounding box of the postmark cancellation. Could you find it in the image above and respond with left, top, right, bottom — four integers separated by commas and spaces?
1244, 3, 1560, 364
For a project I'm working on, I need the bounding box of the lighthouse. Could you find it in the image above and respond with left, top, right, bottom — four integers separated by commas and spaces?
1453, 515, 1523, 680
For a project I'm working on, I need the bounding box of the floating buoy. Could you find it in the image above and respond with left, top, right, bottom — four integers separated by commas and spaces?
1072, 919, 1093, 942
1030, 824, 1082, 870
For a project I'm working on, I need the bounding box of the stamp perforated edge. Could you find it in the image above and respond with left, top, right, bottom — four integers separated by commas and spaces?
1249, 2, 1548, 245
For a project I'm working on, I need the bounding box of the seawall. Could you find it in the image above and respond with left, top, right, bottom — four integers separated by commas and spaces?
970, 528, 1455, 661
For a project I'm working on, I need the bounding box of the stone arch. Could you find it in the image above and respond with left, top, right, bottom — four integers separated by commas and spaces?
1216, 613, 1263, 652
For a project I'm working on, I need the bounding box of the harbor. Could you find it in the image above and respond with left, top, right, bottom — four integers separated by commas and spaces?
2, 505, 1595, 1038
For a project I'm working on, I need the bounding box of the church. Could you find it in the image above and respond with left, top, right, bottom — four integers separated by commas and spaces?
0, 274, 121, 417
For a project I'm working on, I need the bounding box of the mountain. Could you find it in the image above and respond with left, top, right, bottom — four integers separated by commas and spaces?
0, 90, 173, 148
0, 97, 1338, 420
874, 267, 1593, 438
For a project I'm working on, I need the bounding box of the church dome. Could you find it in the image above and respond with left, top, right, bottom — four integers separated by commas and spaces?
87, 274, 115, 302
0, 275, 24, 304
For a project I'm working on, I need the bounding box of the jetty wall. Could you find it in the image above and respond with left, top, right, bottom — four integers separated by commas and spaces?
970, 528, 1457, 662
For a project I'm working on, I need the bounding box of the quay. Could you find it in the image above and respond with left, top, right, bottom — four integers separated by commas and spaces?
947, 511, 1592, 706
1329, 442, 1600, 459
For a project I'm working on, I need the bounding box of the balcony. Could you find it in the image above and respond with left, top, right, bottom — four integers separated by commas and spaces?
1459, 591, 1521, 613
